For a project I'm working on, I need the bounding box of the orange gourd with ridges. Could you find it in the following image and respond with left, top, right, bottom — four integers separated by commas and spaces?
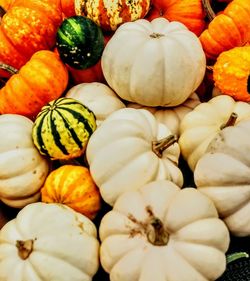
199, 0, 250, 60
41, 165, 101, 220
0, 50, 68, 119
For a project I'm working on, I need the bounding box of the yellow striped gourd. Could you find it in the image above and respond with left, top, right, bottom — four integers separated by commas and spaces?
32, 97, 96, 160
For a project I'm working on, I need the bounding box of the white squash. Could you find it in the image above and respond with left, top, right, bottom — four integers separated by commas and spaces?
179, 95, 250, 171
127, 93, 200, 135
101, 17, 206, 107
0, 202, 99, 281
86, 108, 183, 206
99, 180, 230, 281
194, 119, 250, 237
65, 82, 126, 126
0, 114, 50, 208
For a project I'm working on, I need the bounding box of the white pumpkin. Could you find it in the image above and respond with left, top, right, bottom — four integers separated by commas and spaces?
101, 17, 206, 107
194, 119, 250, 237
127, 93, 200, 136
0, 202, 99, 281
0, 114, 50, 208
65, 82, 126, 126
86, 108, 183, 206
179, 95, 250, 171
99, 180, 230, 281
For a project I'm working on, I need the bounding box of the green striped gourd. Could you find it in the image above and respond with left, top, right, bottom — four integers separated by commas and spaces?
32, 97, 96, 160
56, 16, 104, 69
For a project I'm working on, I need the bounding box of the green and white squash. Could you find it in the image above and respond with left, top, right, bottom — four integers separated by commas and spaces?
32, 97, 96, 160
56, 16, 104, 69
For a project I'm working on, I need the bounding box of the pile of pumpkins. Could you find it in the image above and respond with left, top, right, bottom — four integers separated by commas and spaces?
0, 0, 249, 280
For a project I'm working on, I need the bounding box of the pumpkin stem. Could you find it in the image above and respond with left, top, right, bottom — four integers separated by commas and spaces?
226, 252, 249, 264
202, 0, 216, 21
152, 135, 178, 158
146, 217, 169, 246
0, 63, 18, 75
0, 6, 6, 18
16, 239, 34, 260
220, 112, 238, 129
150, 32, 165, 39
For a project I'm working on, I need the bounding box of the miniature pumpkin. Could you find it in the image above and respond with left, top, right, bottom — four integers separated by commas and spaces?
32, 97, 96, 160
194, 119, 250, 237
75, 0, 151, 31
0, 0, 63, 70
146, 0, 206, 36
213, 46, 250, 102
99, 180, 230, 281
60, 0, 75, 17
179, 95, 250, 171
66, 82, 126, 126
102, 18, 206, 107
86, 108, 183, 206
0, 114, 50, 208
0, 202, 99, 281
127, 93, 200, 136
0, 50, 68, 120
199, 0, 250, 60
41, 165, 101, 220
56, 16, 105, 70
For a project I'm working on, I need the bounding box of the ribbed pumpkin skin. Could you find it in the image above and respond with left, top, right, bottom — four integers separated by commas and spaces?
75, 0, 150, 31
199, 0, 250, 60
146, 0, 205, 36
0, 0, 62, 70
213, 46, 250, 102
56, 16, 104, 69
32, 97, 96, 160
41, 165, 101, 220
0, 50, 68, 120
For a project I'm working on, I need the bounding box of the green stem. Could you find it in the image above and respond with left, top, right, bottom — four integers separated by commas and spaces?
226, 252, 249, 264
202, 0, 216, 21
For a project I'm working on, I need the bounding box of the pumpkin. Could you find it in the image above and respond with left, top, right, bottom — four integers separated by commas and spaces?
101, 18, 206, 107
66, 82, 126, 126
0, 50, 68, 120
56, 16, 105, 70
32, 97, 96, 160
178, 95, 250, 171
213, 46, 250, 102
99, 180, 230, 281
60, 0, 75, 18
75, 0, 151, 31
86, 108, 183, 206
0, 0, 63, 70
41, 165, 101, 220
127, 93, 200, 136
199, 0, 250, 60
146, 0, 206, 36
194, 119, 250, 237
0, 114, 50, 208
0, 202, 99, 281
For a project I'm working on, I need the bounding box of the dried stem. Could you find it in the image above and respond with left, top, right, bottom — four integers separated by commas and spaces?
220, 112, 238, 130
202, 0, 216, 21
16, 239, 34, 260
152, 135, 178, 158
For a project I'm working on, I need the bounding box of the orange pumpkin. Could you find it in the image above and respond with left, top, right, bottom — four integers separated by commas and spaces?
199, 0, 250, 60
41, 165, 101, 220
75, 0, 151, 31
213, 46, 250, 102
60, 0, 75, 18
0, 0, 63, 70
0, 50, 68, 119
146, 0, 206, 36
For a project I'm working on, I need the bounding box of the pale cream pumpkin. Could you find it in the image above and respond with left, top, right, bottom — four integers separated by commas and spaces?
101, 17, 206, 107
0, 114, 50, 208
127, 93, 200, 136
99, 180, 230, 281
65, 82, 126, 126
86, 108, 183, 206
0, 202, 99, 281
179, 95, 250, 171
194, 119, 250, 237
